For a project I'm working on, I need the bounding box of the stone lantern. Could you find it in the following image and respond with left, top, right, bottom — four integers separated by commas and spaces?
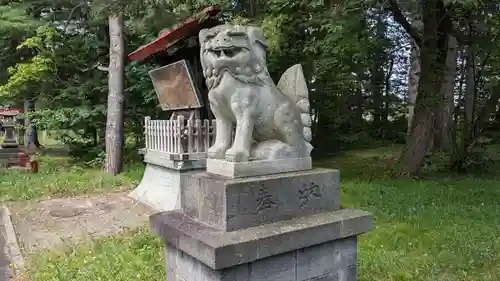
1, 118, 19, 148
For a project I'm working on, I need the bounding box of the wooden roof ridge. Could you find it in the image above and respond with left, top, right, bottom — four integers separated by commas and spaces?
128, 5, 220, 62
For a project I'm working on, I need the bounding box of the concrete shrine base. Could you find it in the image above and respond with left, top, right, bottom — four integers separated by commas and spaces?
160, 218, 362, 281
129, 150, 206, 212
151, 168, 373, 281
152, 209, 370, 281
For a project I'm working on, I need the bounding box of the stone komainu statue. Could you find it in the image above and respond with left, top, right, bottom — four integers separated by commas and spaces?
199, 24, 313, 162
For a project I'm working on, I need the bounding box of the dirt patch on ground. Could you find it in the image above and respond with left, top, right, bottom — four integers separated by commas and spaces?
7, 192, 153, 254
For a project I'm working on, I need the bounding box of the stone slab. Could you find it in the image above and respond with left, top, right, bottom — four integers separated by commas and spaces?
182, 169, 340, 231
1, 205, 24, 275
0, 143, 18, 149
0, 148, 21, 155
0, 206, 13, 280
0, 148, 21, 167
129, 163, 205, 213
144, 150, 206, 171
150, 208, 372, 270
164, 236, 357, 281
206, 157, 312, 178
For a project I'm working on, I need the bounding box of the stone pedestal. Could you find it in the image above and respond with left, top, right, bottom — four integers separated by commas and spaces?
0, 147, 21, 167
151, 168, 372, 281
206, 157, 312, 178
129, 150, 206, 212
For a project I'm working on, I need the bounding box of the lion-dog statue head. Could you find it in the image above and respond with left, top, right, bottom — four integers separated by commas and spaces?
199, 24, 272, 90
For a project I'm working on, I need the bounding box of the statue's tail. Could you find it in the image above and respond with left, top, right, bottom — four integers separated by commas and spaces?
277, 64, 313, 155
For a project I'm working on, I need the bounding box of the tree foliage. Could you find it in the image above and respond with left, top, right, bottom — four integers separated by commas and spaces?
0, 0, 499, 175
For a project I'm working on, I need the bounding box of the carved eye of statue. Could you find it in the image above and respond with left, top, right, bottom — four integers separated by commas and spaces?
226, 31, 247, 37
204, 34, 215, 42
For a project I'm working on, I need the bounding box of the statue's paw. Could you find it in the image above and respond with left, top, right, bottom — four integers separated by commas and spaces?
225, 148, 249, 162
207, 144, 229, 159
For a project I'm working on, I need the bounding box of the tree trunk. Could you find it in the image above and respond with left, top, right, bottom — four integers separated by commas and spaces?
473, 87, 500, 139
352, 87, 364, 130
24, 92, 40, 149
104, 13, 125, 175
371, 12, 386, 129
433, 35, 458, 151
371, 59, 385, 128
400, 0, 451, 176
462, 48, 476, 154
382, 57, 394, 122
451, 48, 466, 158
404, 6, 424, 137
407, 41, 420, 136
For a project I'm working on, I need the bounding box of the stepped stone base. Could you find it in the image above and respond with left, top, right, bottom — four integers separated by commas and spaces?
151, 168, 372, 281
151, 208, 371, 271
0, 148, 22, 167
163, 235, 357, 281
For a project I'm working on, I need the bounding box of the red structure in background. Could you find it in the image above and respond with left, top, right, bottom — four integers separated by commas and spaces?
128, 5, 220, 62
18, 152, 28, 167
0, 107, 23, 122
0, 107, 37, 171
0, 107, 23, 115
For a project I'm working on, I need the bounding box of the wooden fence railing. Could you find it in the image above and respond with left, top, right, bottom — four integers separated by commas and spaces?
144, 116, 216, 154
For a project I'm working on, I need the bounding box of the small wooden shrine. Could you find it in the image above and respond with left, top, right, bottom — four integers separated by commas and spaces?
128, 6, 222, 212
128, 5, 221, 121
128, 5, 221, 160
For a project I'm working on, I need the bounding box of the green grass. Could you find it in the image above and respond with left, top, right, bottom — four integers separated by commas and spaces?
26, 228, 165, 281
0, 156, 144, 201
322, 146, 500, 281
21, 145, 500, 281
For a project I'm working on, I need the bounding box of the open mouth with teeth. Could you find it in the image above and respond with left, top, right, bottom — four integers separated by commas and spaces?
210, 47, 244, 58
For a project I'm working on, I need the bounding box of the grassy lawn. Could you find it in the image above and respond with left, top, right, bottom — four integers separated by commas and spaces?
26, 229, 165, 281
0, 155, 144, 201
17, 145, 500, 281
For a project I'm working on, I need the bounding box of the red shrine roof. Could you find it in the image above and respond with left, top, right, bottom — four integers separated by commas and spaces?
0, 107, 22, 116
128, 5, 220, 62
